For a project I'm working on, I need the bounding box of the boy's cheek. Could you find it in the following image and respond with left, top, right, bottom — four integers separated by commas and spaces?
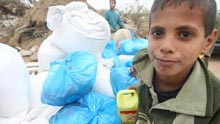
147, 48, 155, 60
148, 42, 157, 52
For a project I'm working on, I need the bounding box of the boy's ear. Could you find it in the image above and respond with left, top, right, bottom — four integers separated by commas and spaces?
201, 29, 218, 54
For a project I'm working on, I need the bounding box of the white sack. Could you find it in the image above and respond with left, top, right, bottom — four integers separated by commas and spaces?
38, 35, 66, 72
0, 43, 30, 118
19, 71, 61, 124
92, 63, 115, 98
0, 117, 22, 124
29, 72, 48, 109
112, 29, 132, 49
21, 104, 61, 124
50, 2, 110, 61
118, 55, 134, 62
39, 2, 110, 71
46, 5, 66, 31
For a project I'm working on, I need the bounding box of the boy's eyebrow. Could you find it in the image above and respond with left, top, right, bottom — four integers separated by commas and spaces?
150, 25, 199, 34
176, 25, 199, 33
150, 26, 165, 31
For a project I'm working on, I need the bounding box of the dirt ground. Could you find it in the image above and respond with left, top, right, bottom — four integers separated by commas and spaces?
209, 54, 220, 79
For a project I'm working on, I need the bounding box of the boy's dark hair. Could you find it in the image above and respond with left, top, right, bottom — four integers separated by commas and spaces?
149, 0, 217, 37
110, 0, 116, 4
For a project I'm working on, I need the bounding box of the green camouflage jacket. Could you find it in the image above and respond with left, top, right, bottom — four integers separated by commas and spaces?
133, 48, 220, 124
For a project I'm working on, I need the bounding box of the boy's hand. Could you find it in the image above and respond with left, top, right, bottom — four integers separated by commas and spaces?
128, 85, 137, 90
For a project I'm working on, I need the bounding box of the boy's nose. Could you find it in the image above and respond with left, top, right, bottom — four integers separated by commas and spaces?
159, 37, 176, 54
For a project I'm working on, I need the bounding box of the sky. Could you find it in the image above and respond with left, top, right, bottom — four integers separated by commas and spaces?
87, 0, 220, 11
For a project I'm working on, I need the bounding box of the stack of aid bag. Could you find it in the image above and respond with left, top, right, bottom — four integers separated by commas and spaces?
38, 1, 111, 72
38, 1, 114, 98
0, 43, 30, 119
0, 44, 59, 124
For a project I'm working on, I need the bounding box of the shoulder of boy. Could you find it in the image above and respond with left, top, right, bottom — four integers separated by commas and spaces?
132, 48, 148, 65
130, 48, 148, 77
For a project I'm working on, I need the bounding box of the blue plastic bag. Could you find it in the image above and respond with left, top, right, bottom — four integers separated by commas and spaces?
118, 38, 148, 55
102, 41, 120, 65
103, 40, 119, 55
41, 51, 98, 106
50, 92, 121, 124
110, 67, 137, 96
102, 48, 120, 65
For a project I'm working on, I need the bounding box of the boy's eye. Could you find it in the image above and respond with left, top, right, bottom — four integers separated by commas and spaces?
149, 27, 165, 39
179, 31, 192, 38
152, 30, 164, 37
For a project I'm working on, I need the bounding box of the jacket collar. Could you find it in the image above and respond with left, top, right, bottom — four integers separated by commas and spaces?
134, 56, 213, 117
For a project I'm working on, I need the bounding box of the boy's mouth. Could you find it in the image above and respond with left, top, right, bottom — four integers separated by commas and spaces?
155, 57, 178, 66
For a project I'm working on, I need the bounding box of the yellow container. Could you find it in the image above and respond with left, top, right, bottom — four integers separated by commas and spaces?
117, 89, 138, 124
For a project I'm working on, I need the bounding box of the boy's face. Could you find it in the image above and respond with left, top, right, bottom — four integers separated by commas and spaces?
110, 1, 116, 10
148, 5, 215, 77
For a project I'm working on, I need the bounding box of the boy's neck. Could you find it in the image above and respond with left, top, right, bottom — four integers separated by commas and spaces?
155, 77, 185, 92
155, 68, 192, 92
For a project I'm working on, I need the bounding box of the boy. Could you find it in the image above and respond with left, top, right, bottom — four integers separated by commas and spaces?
104, 0, 124, 33
132, 0, 220, 123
